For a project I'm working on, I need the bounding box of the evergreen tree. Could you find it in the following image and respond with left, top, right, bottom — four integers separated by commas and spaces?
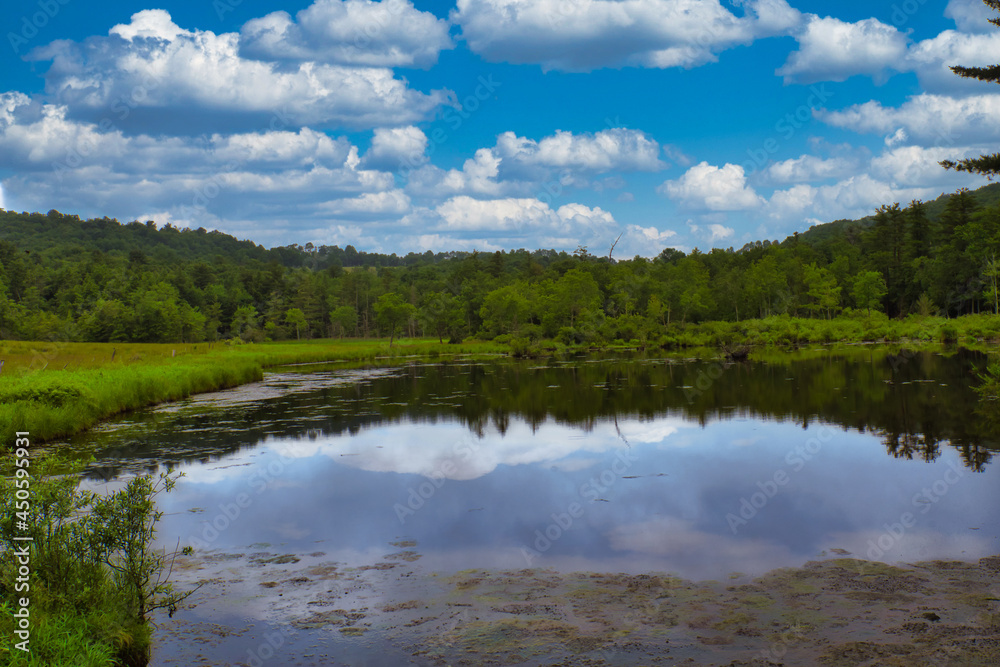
940, 1, 1000, 176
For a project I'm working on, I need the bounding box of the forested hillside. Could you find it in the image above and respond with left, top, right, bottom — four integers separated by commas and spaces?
1, 185, 998, 345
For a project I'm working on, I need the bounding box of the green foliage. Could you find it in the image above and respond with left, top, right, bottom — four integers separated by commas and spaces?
853, 271, 888, 316
373, 293, 416, 345
3, 184, 1000, 348
0, 457, 191, 665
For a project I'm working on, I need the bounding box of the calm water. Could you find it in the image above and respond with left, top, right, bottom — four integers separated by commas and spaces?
73, 347, 1000, 582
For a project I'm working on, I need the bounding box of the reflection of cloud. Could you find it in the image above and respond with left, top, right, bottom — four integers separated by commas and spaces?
270, 418, 693, 480
607, 516, 798, 575
628, 423, 680, 444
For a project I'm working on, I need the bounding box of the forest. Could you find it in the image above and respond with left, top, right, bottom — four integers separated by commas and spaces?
1, 183, 1000, 347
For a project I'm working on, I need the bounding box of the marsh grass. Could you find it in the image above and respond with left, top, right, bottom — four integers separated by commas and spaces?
0, 339, 506, 446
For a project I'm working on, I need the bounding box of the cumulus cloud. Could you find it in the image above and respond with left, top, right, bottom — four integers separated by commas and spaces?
765, 174, 940, 224
945, 0, 999, 33
777, 15, 908, 84
494, 128, 665, 173
360, 126, 428, 171
451, 0, 802, 72
906, 29, 1000, 94
239, 0, 453, 68
659, 162, 764, 211
870, 144, 990, 187
109, 9, 185, 41
817, 93, 1000, 145
765, 154, 857, 183
435, 196, 614, 236
319, 190, 411, 217
0, 94, 400, 239
406, 128, 665, 200
28, 10, 451, 133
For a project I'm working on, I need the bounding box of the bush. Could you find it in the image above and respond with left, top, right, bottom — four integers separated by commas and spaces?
940, 323, 959, 343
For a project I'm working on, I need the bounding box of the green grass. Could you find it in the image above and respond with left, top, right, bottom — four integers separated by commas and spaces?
0, 338, 506, 446
653, 313, 1000, 349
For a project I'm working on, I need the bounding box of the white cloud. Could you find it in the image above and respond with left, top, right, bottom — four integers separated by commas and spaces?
494, 128, 665, 172
406, 128, 664, 201
765, 174, 937, 224
239, 0, 453, 68
945, 0, 999, 33
29, 10, 451, 131
707, 223, 734, 242
435, 196, 614, 235
0, 93, 404, 238
906, 29, 1000, 94
319, 190, 411, 217
777, 15, 908, 84
110, 9, 185, 41
767, 183, 816, 219
360, 126, 428, 171
765, 154, 857, 183
406, 149, 504, 199
659, 162, 763, 211
870, 144, 989, 187
818, 93, 1000, 145
452, 0, 802, 72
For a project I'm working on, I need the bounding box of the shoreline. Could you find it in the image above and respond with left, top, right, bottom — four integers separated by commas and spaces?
3, 332, 995, 449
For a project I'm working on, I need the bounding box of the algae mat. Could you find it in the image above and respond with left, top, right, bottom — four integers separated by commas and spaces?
153, 548, 1000, 666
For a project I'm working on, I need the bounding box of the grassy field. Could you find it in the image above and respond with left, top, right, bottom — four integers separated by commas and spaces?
0, 338, 506, 446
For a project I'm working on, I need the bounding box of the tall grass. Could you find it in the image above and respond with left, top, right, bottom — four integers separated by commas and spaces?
0, 339, 506, 446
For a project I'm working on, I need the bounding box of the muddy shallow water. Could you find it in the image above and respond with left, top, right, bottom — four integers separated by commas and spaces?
154, 544, 1000, 666
66, 349, 1000, 665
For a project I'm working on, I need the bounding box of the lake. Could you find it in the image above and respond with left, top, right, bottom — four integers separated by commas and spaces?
70, 346, 1000, 665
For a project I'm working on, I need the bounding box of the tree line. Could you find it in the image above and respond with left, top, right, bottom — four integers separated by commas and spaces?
1, 185, 999, 346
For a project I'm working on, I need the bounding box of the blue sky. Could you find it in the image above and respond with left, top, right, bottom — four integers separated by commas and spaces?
0, 0, 997, 256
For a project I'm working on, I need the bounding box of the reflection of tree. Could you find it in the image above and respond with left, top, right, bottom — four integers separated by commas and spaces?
79, 348, 998, 478
882, 431, 941, 463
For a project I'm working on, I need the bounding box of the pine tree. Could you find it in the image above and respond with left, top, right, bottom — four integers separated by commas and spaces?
940, 1, 1000, 177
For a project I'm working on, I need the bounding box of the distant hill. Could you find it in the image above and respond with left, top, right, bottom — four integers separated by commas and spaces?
0, 209, 467, 269
3, 182, 998, 266
794, 182, 1000, 247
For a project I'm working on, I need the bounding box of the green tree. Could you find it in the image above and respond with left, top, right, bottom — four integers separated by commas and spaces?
983, 255, 1000, 314
374, 292, 415, 345
231, 305, 260, 341
803, 263, 841, 319
285, 307, 307, 340
479, 283, 533, 336
419, 292, 464, 343
853, 270, 888, 317
330, 305, 357, 338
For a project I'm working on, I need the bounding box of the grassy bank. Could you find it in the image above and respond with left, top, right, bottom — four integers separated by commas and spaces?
649, 313, 1000, 348
0, 339, 505, 446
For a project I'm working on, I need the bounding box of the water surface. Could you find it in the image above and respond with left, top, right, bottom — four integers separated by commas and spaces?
69, 347, 1000, 664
